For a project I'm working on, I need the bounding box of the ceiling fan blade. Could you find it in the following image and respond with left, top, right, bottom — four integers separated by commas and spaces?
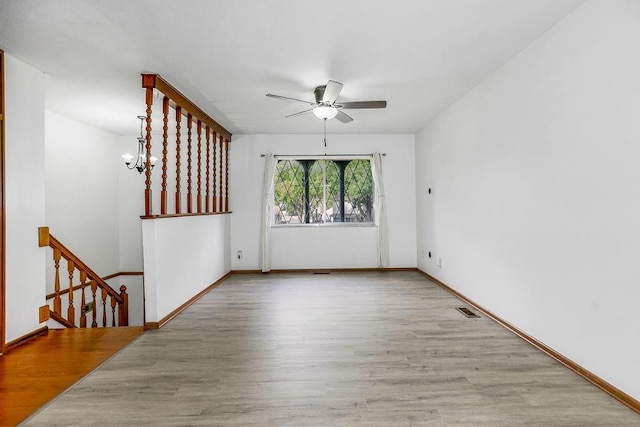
339, 101, 387, 109
322, 80, 343, 104
285, 108, 314, 118
335, 110, 353, 124
266, 94, 316, 105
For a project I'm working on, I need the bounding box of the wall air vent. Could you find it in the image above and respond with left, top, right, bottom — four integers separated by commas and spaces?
456, 307, 480, 318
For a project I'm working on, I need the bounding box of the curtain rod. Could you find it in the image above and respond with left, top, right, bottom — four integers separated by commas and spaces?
260, 153, 386, 157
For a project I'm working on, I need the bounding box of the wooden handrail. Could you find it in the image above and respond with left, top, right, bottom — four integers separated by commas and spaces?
47, 234, 123, 303
142, 74, 231, 141
39, 227, 128, 328
45, 271, 142, 299
50, 311, 75, 329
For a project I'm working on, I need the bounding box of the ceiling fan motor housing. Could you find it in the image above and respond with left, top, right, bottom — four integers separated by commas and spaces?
314, 85, 327, 104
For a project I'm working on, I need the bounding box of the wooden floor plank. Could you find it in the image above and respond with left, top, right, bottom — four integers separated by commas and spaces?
13, 272, 640, 425
0, 327, 144, 426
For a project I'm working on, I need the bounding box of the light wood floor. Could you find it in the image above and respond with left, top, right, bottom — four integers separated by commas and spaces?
0, 327, 144, 426
21, 272, 640, 425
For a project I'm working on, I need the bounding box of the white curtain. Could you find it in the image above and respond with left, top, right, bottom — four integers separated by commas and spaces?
371, 153, 389, 267
260, 154, 277, 272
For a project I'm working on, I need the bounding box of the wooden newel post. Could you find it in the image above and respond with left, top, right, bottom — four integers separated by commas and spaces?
118, 285, 129, 326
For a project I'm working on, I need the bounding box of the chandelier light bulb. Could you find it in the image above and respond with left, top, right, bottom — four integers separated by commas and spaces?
122, 153, 134, 165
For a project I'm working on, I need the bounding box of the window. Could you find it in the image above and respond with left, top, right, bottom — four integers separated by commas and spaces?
273, 158, 374, 225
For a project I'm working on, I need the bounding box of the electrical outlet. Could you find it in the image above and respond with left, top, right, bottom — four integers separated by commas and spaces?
436, 257, 442, 268
237, 250, 242, 260
83, 302, 95, 313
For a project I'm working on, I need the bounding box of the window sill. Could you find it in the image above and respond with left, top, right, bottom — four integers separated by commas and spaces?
272, 222, 376, 229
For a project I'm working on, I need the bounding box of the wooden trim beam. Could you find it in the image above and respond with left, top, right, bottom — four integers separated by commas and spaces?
140, 211, 231, 220
417, 269, 640, 415
141, 74, 232, 141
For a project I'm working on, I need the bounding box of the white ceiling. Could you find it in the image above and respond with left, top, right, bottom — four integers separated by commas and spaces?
0, 0, 584, 136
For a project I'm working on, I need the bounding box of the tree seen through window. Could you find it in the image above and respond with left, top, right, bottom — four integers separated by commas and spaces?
274, 158, 374, 224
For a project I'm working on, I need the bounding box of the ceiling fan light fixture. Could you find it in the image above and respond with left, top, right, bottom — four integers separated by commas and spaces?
312, 105, 338, 120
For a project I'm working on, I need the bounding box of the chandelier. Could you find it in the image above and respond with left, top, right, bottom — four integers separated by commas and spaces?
122, 115, 157, 174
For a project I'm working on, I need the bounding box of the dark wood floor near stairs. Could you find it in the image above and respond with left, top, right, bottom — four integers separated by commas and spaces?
0, 327, 144, 426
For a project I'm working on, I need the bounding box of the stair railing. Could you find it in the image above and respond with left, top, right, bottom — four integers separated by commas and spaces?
139, 74, 232, 217
38, 227, 129, 328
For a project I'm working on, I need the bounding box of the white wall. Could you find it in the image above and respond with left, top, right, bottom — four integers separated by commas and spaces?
118, 135, 145, 272
230, 134, 417, 270
416, 0, 640, 401
142, 214, 231, 323
116, 141, 146, 326
45, 111, 120, 277
4, 55, 47, 342
44, 115, 145, 326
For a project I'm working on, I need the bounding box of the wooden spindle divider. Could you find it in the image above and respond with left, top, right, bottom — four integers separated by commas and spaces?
225, 138, 230, 212
140, 74, 232, 218
67, 260, 75, 326
53, 248, 61, 314
175, 106, 182, 214
219, 134, 224, 213
213, 131, 218, 213
91, 280, 98, 327
161, 95, 169, 215
144, 85, 154, 217
101, 288, 107, 327
79, 271, 87, 328
110, 297, 117, 327
205, 126, 211, 212
197, 120, 202, 213
187, 113, 193, 213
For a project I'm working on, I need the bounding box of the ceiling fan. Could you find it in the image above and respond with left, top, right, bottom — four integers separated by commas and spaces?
266, 80, 387, 123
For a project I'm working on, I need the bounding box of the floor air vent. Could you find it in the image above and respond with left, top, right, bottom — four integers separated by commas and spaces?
457, 307, 480, 318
